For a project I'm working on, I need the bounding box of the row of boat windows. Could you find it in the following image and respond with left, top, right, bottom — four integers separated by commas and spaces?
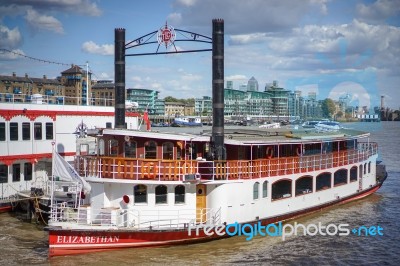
0, 163, 33, 183
253, 164, 371, 201
0, 122, 54, 141
133, 185, 185, 204
101, 139, 202, 160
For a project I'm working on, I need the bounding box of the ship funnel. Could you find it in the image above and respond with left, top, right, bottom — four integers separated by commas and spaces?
114, 28, 126, 128
210, 19, 226, 160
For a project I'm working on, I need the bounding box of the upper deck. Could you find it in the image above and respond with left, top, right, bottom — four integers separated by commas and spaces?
75, 126, 376, 182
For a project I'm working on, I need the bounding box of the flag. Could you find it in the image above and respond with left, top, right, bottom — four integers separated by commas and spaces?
143, 110, 151, 131
53, 152, 91, 194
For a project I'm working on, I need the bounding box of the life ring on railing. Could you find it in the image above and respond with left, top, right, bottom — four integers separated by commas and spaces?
295, 145, 303, 156
142, 162, 158, 179
266, 147, 274, 159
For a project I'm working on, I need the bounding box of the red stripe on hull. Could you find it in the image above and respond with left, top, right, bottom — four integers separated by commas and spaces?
48, 184, 383, 257
0, 206, 12, 213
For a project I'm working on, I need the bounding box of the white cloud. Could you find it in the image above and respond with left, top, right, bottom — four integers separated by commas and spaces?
3, 0, 102, 16
25, 9, 64, 34
0, 48, 25, 60
225, 74, 247, 81
172, 0, 326, 34
0, 25, 22, 48
356, 0, 400, 23
81, 41, 113, 55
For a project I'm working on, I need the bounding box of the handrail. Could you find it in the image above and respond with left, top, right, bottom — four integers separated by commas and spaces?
75, 142, 378, 182
49, 205, 221, 230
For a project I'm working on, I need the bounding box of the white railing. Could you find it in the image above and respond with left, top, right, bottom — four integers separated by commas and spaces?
50, 205, 222, 230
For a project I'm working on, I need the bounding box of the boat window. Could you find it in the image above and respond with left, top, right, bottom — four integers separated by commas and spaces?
364, 163, 367, 175
162, 142, 174, 160
253, 182, 259, 200
334, 169, 348, 186
238, 146, 245, 160
155, 185, 168, 204
134, 185, 147, 204
350, 166, 358, 182
368, 162, 371, 173
12, 163, 21, 182
295, 175, 313, 196
34, 122, 42, 140
0, 122, 5, 141
109, 139, 118, 156
262, 181, 268, 198
125, 139, 137, 158
98, 139, 105, 156
175, 185, 185, 204
10, 122, 18, 141
316, 172, 331, 191
144, 141, 157, 159
359, 164, 363, 179
272, 179, 292, 200
46, 122, 53, 140
22, 122, 30, 140
177, 145, 182, 160
24, 163, 32, 181
0, 165, 7, 183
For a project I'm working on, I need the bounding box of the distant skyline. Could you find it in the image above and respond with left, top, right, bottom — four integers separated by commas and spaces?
0, 0, 399, 108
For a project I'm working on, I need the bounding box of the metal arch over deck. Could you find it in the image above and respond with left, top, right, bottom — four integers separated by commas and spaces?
114, 20, 226, 160
124, 27, 212, 56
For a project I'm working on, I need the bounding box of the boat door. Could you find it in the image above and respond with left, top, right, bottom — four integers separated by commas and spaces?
196, 184, 207, 223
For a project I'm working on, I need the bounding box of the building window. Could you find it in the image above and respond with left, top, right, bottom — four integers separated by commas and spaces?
253, 182, 259, 200
125, 140, 137, 158
22, 122, 30, 140
34, 122, 42, 140
0, 165, 7, 183
0, 122, 5, 141
162, 142, 174, 160
144, 141, 157, 159
175, 185, 185, 204
155, 185, 167, 204
12, 163, 21, 182
46, 122, 53, 140
134, 185, 147, 204
262, 181, 268, 198
10, 122, 18, 141
24, 163, 33, 181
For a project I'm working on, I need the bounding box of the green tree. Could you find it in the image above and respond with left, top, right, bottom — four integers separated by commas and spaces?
164, 96, 179, 102
321, 98, 336, 118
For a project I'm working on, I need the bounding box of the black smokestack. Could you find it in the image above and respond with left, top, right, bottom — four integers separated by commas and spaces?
114, 28, 126, 129
211, 19, 225, 160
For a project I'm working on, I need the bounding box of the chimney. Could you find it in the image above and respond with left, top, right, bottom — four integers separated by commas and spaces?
114, 28, 126, 129
210, 19, 225, 160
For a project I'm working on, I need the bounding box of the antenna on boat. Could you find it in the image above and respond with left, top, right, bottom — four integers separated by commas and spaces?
209, 19, 226, 161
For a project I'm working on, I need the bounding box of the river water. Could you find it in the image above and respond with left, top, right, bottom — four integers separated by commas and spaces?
1, 122, 399, 265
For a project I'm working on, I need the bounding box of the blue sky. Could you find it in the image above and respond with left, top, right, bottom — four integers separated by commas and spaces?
0, 0, 399, 109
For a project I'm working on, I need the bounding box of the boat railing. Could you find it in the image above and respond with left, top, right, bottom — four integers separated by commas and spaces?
50, 205, 221, 230
75, 142, 378, 182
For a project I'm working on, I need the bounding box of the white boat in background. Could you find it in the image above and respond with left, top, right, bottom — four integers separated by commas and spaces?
172, 116, 202, 127
259, 122, 280, 129
0, 94, 139, 212
314, 121, 341, 132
